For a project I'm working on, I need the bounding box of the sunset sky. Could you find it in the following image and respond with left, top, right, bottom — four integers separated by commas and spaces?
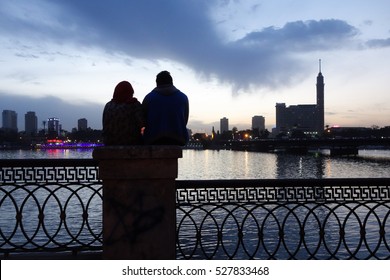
1, 0, 389, 133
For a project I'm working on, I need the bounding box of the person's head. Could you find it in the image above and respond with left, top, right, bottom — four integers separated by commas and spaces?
156, 71, 173, 86
112, 81, 134, 103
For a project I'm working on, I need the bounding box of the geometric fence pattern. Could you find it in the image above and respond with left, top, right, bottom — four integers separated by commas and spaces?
176, 179, 390, 203
175, 179, 390, 259
1, 159, 390, 259
0, 159, 100, 183
0, 159, 102, 257
0, 183, 103, 256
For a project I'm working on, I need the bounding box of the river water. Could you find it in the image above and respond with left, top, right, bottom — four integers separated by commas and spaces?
1, 148, 389, 179
1, 148, 389, 259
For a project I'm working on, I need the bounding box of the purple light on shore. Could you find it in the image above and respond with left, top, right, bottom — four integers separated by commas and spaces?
37, 142, 103, 149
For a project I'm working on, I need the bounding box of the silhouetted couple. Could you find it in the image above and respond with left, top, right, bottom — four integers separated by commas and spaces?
102, 71, 189, 146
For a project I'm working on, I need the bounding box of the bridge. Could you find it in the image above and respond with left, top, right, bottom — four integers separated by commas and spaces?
205, 137, 390, 155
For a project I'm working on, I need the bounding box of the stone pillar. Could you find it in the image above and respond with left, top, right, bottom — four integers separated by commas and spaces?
92, 146, 182, 259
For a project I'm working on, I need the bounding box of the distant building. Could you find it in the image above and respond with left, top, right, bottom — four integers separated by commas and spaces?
275, 60, 325, 136
25, 111, 38, 135
78, 118, 88, 131
252, 115, 265, 131
276, 103, 318, 134
47, 117, 61, 136
2, 110, 18, 132
220, 117, 229, 133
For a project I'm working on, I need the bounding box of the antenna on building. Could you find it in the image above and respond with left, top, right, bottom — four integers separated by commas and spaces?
319, 59, 322, 73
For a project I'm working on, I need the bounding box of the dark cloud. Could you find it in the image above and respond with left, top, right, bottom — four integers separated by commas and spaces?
238, 20, 358, 51
1, 0, 382, 92
0, 93, 103, 131
366, 38, 390, 48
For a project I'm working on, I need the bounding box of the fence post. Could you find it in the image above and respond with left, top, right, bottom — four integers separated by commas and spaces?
93, 146, 182, 259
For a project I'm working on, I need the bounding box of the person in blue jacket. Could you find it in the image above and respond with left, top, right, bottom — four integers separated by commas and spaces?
142, 71, 189, 146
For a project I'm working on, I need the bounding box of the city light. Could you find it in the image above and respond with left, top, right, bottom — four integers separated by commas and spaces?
36, 140, 103, 149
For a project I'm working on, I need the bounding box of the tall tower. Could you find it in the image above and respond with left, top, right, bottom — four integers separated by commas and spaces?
316, 59, 325, 135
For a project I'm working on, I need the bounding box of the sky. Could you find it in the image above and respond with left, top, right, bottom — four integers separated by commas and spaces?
0, 0, 389, 133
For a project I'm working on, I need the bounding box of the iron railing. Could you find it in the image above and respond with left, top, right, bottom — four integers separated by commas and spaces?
1, 159, 390, 259
0, 159, 102, 258
176, 179, 390, 259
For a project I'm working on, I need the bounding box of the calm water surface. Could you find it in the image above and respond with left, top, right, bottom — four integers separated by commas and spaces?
179, 149, 390, 179
1, 148, 389, 258
1, 148, 389, 179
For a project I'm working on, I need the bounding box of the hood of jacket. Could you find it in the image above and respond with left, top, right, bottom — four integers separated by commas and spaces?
153, 85, 179, 96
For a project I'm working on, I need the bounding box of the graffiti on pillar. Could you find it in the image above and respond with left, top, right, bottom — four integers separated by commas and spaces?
105, 190, 165, 245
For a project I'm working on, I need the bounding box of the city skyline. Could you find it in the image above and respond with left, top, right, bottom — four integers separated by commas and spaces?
1, 64, 387, 135
1, 108, 88, 132
2, 107, 269, 134
0, 1, 389, 133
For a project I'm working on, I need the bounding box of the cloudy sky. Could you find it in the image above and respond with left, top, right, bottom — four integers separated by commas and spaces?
1, 0, 389, 133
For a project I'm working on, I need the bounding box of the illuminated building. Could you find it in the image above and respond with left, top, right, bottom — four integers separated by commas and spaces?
47, 117, 61, 137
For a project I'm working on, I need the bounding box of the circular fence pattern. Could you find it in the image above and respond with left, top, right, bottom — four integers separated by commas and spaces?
177, 201, 390, 259
1, 160, 389, 259
0, 183, 103, 253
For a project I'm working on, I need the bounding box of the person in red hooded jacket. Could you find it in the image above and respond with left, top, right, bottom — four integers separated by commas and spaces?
102, 81, 145, 145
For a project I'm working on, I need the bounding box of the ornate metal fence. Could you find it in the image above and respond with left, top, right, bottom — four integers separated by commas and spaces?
0, 159, 102, 258
176, 179, 390, 259
1, 159, 390, 259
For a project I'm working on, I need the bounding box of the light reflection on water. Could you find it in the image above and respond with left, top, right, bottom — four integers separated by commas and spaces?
175, 149, 390, 259
1, 148, 390, 258
177, 201, 390, 259
0, 149, 94, 159
1, 148, 389, 179
178, 149, 390, 179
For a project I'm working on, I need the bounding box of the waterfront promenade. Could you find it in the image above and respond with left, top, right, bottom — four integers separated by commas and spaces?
1, 146, 390, 259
